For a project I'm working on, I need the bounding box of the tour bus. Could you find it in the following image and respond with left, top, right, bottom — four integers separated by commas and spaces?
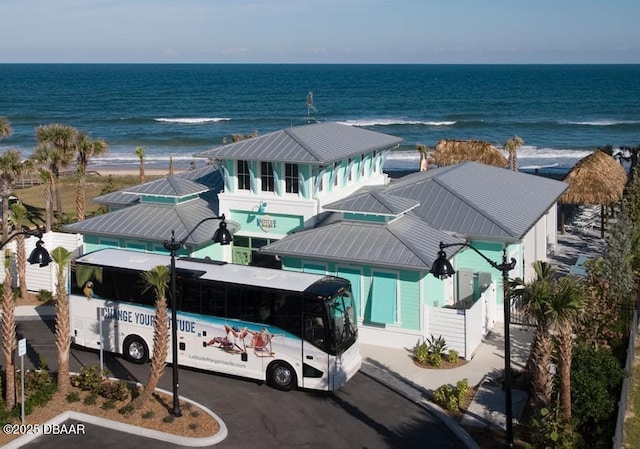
69, 248, 361, 391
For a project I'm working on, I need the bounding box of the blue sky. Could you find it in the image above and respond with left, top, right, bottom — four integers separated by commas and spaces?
1, 0, 638, 63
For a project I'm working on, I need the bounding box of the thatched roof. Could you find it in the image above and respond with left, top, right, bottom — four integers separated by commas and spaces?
428, 139, 508, 168
559, 150, 627, 205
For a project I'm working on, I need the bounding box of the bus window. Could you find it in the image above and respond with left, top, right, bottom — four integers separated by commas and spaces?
182, 281, 201, 314
226, 286, 242, 319
304, 315, 326, 350
272, 294, 302, 337
241, 289, 260, 322
202, 286, 225, 317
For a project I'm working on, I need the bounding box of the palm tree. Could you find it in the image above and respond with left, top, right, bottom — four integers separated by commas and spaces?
0, 117, 12, 139
1, 250, 16, 409
548, 275, 587, 421
505, 135, 523, 172
37, 168, 55, 232
0, 149, 27, 241
135, 146, 146, 184
34, 124, 78, 223
416, 144, 430, 171
75, 132, 108, 221
9, 202, 31, 300
52, 246, 73, 395
132, 265, 170, 409
514, 261, 556, 408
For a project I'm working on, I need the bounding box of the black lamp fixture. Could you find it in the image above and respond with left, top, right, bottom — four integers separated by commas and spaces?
2, 228, 52, 267
163, 215, 232, 417
430, 241, 516, 449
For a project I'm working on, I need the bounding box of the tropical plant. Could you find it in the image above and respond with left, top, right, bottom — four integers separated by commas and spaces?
504, 135, 523, 172
33, 124, 78, 225
512, 261, 556, 409
75, 132, 108, 221
37, 168, 55, 232
571, 343, 625, 445
416, 144, 430, 171
0, 117, 13, 139
134, 146, 146, 184
0, 149, 28, 241
1, 250, 16, 409
132, 265, 170, 409
52, 246, 73, 395
550, 275, 588, 421
9, 202, 31, 299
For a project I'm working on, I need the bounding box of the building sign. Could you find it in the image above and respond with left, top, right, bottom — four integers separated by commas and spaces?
257, 215, 276, 233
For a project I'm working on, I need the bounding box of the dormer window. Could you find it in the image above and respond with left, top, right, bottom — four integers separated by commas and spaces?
238, 160, 250, 190
261, 162, 275, 192
285, 163, 299, 194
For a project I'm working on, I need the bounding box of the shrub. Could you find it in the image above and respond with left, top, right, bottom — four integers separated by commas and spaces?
101, 400, 116, 410
447, 349, 459, 364
66, 392, 81, 403
427, 352, 442, 367
37, 289, 53, 303
433, 378, 470, 412
99, 380, 130, 401
71, 364, 103, 392
142, 410, 155, 419
84, 392, 98, 406
118, 404, 134, 416
414, 341, 428, 364
163, 414, 175, 424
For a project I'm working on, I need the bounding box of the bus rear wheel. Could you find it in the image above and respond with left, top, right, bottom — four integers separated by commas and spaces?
123, 335, 148, 364
267, 361, 297, 391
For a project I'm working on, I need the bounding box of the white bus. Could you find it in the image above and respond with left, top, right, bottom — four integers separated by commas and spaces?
69, 248, 361, 391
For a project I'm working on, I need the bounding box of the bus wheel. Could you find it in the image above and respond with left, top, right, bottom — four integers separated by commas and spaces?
267, 361, 297, 391
123, 336, 148, 364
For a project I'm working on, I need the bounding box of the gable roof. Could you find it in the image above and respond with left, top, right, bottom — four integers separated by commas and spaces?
386, 161, 568, 240
196, 122, 403, 165
260, 214, 463, 270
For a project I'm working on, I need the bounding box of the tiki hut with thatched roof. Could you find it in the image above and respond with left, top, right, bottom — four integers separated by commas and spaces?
559, 150, 627, 238
429, 139, 508, 168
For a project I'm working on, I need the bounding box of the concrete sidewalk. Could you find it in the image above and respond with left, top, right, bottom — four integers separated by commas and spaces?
360, 323, 533, 440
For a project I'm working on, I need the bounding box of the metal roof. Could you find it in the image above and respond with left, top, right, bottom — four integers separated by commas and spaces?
196, 122, 403, 165
324, 188, 419, 216
64, 198, 237, 246
386, 161, 568, 240
123, 177, 208, 197
92, 165, 223, 206
76, 248, 327, 292
260, 216, 463, 270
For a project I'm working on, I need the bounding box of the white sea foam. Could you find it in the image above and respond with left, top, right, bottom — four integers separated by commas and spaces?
337, 119, 456, 127
154, 117, 231, 124
560, 119, 640, 126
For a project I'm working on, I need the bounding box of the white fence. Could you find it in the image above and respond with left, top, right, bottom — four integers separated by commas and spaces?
0, 232, 84, 293
425, 286, 495, 360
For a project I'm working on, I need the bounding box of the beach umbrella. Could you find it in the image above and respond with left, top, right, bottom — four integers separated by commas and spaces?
429, 139, 508, 168
559, 150, 627, 238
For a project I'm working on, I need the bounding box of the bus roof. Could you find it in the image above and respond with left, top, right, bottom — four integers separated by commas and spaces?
74, 249, 342, 294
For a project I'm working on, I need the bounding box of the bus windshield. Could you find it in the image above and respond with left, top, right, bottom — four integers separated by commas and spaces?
328, 290, 357, 352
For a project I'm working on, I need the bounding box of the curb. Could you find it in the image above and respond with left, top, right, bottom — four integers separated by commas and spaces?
360, 362, 481, 449
2, 386, 228, 449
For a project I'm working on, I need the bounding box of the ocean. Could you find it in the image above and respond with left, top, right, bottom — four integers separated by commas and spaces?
1, 64, 640, 175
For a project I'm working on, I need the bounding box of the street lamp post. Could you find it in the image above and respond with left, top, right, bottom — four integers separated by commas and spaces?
163, 215, 232, 417
1, 228, 52, 266
430, 241, 516, 449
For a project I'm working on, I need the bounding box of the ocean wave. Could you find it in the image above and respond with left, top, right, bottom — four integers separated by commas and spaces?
154, 117, 231, 124
337, 119, 456, 127
560, 119, 640, 126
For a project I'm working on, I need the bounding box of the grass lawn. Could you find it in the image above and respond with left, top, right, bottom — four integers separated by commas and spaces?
13, 174, 159, 228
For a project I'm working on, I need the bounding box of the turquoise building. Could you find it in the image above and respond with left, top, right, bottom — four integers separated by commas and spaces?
66, 122, 567, 358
